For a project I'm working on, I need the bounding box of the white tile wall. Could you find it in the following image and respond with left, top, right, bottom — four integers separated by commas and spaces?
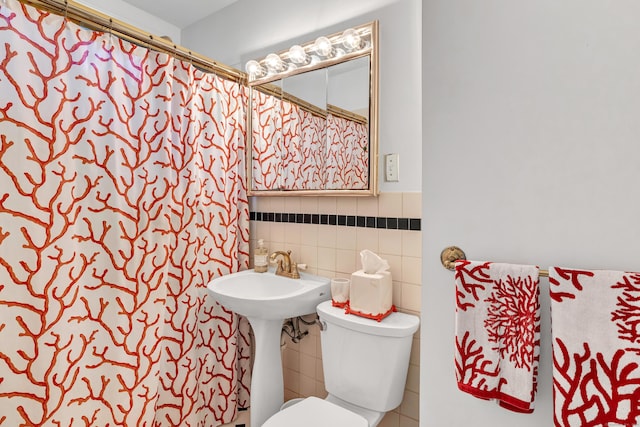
248, 192, 422, 426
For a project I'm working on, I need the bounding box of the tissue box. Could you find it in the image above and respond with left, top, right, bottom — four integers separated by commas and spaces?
346, 269, 395, 322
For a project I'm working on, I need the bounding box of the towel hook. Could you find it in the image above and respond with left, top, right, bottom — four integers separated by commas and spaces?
440, 246, 466, 271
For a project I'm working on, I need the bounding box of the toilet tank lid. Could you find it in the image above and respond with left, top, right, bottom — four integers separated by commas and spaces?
316, 301, 419, 337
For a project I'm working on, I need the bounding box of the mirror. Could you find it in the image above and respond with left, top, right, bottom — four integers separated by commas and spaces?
246, 21, 378, 196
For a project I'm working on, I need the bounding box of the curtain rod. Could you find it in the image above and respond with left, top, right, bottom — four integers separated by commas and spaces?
18, 0, 247, 84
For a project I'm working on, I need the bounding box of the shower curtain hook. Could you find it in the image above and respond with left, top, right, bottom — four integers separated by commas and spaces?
63, 0, 69, 24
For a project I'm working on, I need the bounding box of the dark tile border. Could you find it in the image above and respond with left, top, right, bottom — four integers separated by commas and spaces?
250, 211, 421, 231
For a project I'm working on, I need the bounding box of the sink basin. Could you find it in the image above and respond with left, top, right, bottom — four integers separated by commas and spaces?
208, 268, 330, 320
207, 268, 331, 426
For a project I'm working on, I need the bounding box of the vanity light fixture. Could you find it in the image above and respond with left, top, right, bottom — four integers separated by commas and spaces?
341, 28, 362, 51
245, 59, 266, 78
313, 36, 333, 57
265, 53, 286, 72
288, 45, 308, 64
245, 22, 373, 85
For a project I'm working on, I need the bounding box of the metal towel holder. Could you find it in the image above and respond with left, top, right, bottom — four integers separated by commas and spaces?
440, 245, 549, 277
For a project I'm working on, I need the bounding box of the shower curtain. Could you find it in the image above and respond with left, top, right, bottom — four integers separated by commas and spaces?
0, 1, 251, 425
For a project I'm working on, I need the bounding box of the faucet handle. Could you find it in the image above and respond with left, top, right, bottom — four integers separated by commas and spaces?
290, 261, 300, 278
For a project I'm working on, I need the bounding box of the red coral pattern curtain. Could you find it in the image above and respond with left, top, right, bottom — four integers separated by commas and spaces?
280, 99, 326, 190
250, 89, 282, 191
549, 267, 640, 427
324, 113, 368, 190
0, 1, 251, 425
250, 90, 369, 191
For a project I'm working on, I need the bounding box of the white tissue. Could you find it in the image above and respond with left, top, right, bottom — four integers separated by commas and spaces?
360, 249, 390, 274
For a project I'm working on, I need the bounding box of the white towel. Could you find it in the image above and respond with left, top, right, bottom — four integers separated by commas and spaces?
455, 260, 540, 413
549, 267, 640, 426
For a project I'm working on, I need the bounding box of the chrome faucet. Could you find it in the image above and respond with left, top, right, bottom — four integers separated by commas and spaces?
270, 250, 300, 279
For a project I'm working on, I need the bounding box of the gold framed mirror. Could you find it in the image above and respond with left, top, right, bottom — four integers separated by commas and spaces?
246, 21, 379, 196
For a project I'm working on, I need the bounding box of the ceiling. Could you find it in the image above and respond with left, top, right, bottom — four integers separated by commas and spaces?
120, 0, 237, 28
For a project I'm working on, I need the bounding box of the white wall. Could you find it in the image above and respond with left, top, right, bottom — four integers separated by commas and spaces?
75, 0, 180, 43
422, 0, 640, 426
183, 0, 422, 193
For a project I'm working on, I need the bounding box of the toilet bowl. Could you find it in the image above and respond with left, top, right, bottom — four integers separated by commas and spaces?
263, 300, 419, 427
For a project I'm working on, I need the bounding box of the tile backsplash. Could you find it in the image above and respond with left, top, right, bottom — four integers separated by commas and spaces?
249, 192, 421, 427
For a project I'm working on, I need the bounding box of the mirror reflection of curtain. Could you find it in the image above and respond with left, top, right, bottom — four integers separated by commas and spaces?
280, 99, 326, 190
251, 90, 370, 191
0, 1, 250, 425
324, 113, 369, 190
251, 89, 283, 190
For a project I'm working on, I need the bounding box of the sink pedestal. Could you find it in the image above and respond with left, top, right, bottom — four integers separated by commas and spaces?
206, 269, 331, 426
247, 316, 284, 427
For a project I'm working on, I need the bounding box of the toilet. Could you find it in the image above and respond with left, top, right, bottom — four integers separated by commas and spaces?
263, 300, 419, 427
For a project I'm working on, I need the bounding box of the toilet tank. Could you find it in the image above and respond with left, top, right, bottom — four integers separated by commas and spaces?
316, 301, 419, 412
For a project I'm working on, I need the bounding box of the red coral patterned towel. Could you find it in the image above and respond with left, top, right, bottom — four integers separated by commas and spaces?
454, 260, 540, 413
549, 267, 640, 427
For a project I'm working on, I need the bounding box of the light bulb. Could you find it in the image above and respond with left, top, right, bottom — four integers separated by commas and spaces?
265, 53, 284, 71
314, 36, 333, 57
341, 28, 361, 51
288, 45, 307, 64
245, 60, 264, 77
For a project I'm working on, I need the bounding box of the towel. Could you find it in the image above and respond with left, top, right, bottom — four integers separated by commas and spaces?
549, 267, 640, 427
454, 260, 540, 413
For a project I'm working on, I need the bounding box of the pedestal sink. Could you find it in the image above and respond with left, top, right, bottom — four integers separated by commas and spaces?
207, 268, 330, 427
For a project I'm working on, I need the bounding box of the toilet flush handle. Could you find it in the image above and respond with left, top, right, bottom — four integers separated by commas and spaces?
316, 319, 327, 331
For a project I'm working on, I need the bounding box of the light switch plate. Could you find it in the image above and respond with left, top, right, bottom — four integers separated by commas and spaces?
385, 153, 399, 182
